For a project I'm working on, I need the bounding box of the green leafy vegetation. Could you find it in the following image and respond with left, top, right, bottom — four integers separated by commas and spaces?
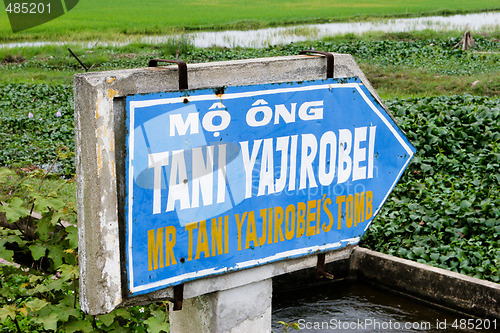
1, 31, 499, 97
361, 95, 500, 282
0, 168, 169, 332
0, 84, 74, 177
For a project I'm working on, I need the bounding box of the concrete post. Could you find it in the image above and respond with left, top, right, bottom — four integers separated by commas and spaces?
170, 279, 272, 333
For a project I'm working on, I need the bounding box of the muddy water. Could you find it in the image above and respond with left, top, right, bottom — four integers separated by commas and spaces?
149, 11, 500, 48
1, 12, 499, 50
272, 280, 498, 332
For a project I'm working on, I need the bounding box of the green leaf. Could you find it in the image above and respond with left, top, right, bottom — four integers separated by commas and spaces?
51, 211, 64, 226
25, 298, 50, 312
61, 319, 94, 333
48, 245, 64, 269
29, 275, 44, 283
0, 198, 29, 222
114, 308, 133, 320
52, 304, 80, 323
29, 244, 47, 260
0, 246, 14, 261
420, 164, 433, 172
397, 248, 408, 257
412, 247, 426, 257
98, 312, 116, 326
0, 168, 15, 182
45, 278, 65, 292
485, 219, 497, 227
66, 225, 79, 249
59, 263, 79, 281
144, 316, 169, 333
460, 200, 472, 210
36, 215, 55, 241
33, 283, 50, 293
37, 312, 59, 331
0, 305, 17, 322
144, 309, 168, 333
33, 195, 65, 213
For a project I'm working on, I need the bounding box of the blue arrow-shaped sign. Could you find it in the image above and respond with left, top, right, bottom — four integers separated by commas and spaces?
125, 77, 415, 295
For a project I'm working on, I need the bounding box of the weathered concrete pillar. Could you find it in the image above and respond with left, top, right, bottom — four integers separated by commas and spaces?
170, 279, 272, 333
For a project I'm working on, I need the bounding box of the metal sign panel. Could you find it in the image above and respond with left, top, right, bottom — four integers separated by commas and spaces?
125, 77, 415, 296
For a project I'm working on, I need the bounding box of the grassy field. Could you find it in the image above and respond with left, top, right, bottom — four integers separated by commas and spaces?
1, 0, 499, 41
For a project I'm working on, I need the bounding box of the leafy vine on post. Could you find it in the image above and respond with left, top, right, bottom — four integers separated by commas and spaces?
0, 149, 169, 332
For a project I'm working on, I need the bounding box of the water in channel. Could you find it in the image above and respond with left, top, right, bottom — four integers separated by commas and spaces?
272, 280, 498, 332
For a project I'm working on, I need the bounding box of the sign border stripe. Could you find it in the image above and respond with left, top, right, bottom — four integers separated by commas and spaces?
126, 79, 415, 294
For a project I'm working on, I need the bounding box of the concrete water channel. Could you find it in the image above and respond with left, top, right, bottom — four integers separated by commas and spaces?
272, 248, 499, 332
273, 280, 497, 333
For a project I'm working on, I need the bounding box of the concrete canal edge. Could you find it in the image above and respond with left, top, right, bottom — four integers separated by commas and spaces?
274, 246, 499, 320
168, 244, 500, 330
349, 247, 500, 319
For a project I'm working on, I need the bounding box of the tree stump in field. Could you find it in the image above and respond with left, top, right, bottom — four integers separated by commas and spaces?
454, 31, 475, 51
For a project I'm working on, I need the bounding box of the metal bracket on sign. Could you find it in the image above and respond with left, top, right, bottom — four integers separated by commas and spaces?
148, 59, 188, 90
173, 284, 184, 311
148, 58, 188, 311
300, 51, 335, 280
316, 253, 334, 280
298, 50, 334, 79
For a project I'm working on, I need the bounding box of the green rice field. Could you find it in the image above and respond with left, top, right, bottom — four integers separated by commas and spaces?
1, 0, 499, 41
